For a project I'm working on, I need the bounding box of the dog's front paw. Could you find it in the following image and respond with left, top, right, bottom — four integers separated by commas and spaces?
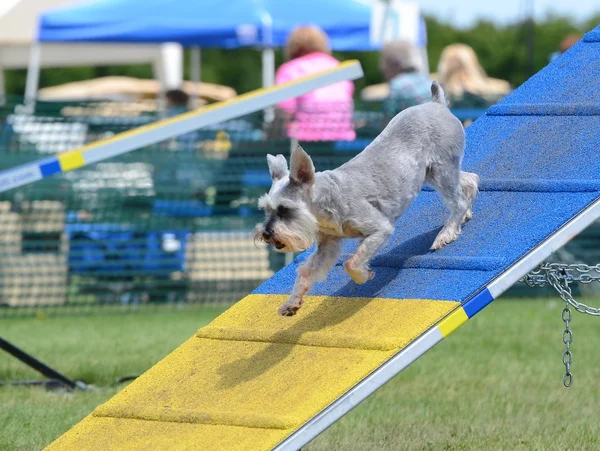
344, 259, 375, 284
278, 300, 302, 317
277, 295, 303, 316
462, 207, 473, 224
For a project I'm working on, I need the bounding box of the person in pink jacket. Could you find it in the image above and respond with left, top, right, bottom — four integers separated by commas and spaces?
273, 25, 356, 141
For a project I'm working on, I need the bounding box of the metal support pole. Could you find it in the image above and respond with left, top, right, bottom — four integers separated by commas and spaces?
24, 42, 41, 112
190, 47, 202, 109
0, 65, 5, 104
261, 12, 275, 123
0, 336, 86, 390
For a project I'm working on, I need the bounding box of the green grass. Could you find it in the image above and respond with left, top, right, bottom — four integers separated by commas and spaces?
308, 298, 600, 451
1, 305, 228, 451
2, 298, 600, 451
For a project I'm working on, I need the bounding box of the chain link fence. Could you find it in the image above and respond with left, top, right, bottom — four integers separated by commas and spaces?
0, 97, 394, 315
0, 96, 593, 315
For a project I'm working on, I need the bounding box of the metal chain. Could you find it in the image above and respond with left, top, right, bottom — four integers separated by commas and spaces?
547, 270, 576, 387
520, 262, 600, 387
521, 263, 600, 316
561, 304, 573, 387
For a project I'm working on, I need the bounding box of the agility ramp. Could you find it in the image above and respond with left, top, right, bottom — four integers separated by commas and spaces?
45, 27, 600, 450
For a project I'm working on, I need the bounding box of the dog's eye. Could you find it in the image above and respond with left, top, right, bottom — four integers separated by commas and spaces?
277, 205, 291, 218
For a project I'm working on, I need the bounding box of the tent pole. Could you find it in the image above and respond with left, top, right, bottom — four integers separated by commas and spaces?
24, 42, 41, 112
380, 0, 391, 43
0, 65, 5, 104
154, 43, 184, 118
421, 47, 430, 74
260, 12, 275, 122
190, 46, 201, 109
419, 15, 430, 74
262, 48, 275, 123
261, 48, 275, 88
153, 52, 167, 119
260, 11, 274, 89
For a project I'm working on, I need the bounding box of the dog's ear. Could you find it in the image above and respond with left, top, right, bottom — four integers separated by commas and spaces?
290, 144, 315, 187
267, 154, 289, 182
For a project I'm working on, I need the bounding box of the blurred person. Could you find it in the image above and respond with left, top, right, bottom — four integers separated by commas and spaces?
165, 88, 190, 117
271, 25, 355, 141
380, 40, 432, 117
437, 43, 511, 108
549, 33, 582, 63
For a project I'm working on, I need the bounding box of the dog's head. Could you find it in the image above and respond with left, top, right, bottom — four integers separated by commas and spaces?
254, 144, 318, 253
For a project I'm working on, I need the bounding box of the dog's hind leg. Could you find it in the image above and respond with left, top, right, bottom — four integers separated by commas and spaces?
278, 235, 341, 316
460, 171, 479, 223
427, 163, 471, 251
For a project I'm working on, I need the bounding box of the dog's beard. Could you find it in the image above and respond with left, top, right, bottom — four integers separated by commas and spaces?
272, 221, 316, 252
253, 209, 317, 253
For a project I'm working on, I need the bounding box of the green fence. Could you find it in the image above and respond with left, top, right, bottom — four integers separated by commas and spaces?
0, 97, 596, 315
0, 98, 379, 315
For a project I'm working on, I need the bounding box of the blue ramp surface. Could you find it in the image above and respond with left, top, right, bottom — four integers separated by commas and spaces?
257, 26, 600, 312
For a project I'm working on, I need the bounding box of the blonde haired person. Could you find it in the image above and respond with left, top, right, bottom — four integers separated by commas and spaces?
273, 25, 355, 141
436, 43, 511, 106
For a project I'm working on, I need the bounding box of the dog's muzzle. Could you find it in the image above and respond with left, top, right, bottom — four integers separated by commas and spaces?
272, 240, 285, 250
262, 231, 285, 250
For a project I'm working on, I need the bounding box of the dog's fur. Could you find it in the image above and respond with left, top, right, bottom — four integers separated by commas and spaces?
255, 82, 479, 316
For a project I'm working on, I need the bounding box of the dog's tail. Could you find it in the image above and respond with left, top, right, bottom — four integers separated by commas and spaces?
430, 81, 447, 106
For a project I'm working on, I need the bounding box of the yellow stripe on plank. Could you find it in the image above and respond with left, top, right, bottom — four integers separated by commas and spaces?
437, 307, 469, 337
45, 294, 458, 451
197, 295, 457, 351
196, 326, 402, 351
93, 404, 299, 430
57, 150, 85, 172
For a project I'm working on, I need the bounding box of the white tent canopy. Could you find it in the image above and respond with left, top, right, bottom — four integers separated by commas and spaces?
0, 0, 183, 98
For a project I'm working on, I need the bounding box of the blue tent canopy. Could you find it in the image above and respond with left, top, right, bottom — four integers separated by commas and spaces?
38, 0, 426, 51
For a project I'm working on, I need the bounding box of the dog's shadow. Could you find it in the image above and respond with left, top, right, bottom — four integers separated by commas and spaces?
215, 227, 442, 389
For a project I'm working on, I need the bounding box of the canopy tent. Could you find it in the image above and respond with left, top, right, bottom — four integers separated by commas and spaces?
38, 0, 428, 88
0, 0, 183, 100
38, 0, 426, 50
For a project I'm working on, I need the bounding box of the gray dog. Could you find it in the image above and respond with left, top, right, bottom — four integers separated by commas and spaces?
255, 82, 479, 316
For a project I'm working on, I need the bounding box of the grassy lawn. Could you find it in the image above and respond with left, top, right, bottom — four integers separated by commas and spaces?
309, 298, 600, 451
2, 298, 600, 451
1, 305, 228, 451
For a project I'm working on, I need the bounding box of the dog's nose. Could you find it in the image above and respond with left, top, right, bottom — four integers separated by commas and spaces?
262, 230, 272, 241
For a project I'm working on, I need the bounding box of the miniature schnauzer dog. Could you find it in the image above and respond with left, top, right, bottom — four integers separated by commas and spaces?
255, 82, 479, 316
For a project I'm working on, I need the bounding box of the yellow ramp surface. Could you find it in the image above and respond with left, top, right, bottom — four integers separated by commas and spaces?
46, 295, 458, 451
